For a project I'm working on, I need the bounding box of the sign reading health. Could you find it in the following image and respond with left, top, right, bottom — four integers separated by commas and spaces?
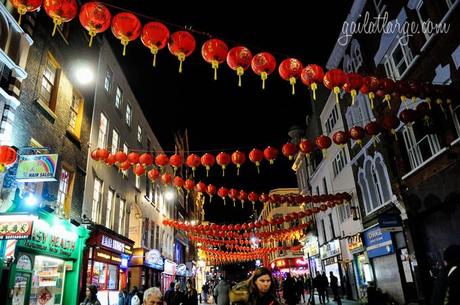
16, 154, 58, 182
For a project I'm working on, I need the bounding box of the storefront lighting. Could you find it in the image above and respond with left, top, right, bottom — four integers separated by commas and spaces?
25, 193, 38, 206
164, 189, 175, 201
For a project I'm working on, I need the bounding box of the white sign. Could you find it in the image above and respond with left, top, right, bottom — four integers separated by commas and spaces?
101, 235, 125, 253
320, 240, 341, 260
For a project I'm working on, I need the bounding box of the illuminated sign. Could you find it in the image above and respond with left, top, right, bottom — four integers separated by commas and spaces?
145, 249, 164, 270
0, 215, 36, 240
163, 259, 176, 275
320, 240, 341, 260
303, 235, 319, 257
16, 154, 58, 182
347, 234, 364, 253
95, 249, 124, 265
100, 235, 133, 255
176, 263, 187, 276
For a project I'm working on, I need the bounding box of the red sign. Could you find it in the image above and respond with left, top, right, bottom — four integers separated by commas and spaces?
0, 215, 35, 240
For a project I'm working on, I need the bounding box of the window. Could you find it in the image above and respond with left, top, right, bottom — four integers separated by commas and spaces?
332, 149, 348, 177
137, 125, 142, 143
68, 89, 83, 136
143, 219, 150, 246
384, 38, 414, 80
155, 225, 160, 248
122, 143, 129, 177
56, 168, 71, 216
118, 199, 125, 234
322, 177, 328, 194
325, 105, 339, 134
111, 130, 119, 154
97, 113, 108, 148
126, 104, 132, 126
150, 221, 155, 249
321, 219, 327, 243
135, 174, 141, 189
373, 0, 386, 15
402, 125, 441, 170
329, 213, 336, 239
339, 201, 352, 222
104, 67, 112, 93
39, 53, 59, 109
92, 178, 103, 223
106, 189, 114, 229
115, 86, 123, 109
416, 1, 432, 41
343, 55, 354, 73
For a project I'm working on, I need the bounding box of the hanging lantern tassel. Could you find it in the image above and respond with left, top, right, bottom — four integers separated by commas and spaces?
221, 165, 226, 177
372, 135, 377, 148
391, 129, 398, 141
401, 96, 408, 109
17, 6, 27, 25
356, 140, 363, 148
241, 201, 244, 209
52, 18, 63, 37
206, 166, 210, 177
192, 167, 196, 178
211, 60, 219, 80
223, 198, 226, 206
261, 72, 267, 90
209, 195, 213, 203
233, 200, 236, 208
447, 99, 453, 113
311, 83, 318, 101
150, 45, 159, 67
178, 52, 186, 73
351, 89, 357, 105
252, 201, 255, 209
237, 66, 244, 87
88, 29, 97, 47
121, 38, 129, 56
333, 86, 340, 104
368, 92, 375, 109
236, 164, 241, 176
436, 98, 445, 113
255, 161, 260, 174
384, 94, 392, 109
290, 77, 296, 95
322, 149, 328, 159
426, 98, 432, 109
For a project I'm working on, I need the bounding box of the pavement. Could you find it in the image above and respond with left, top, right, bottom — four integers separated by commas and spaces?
199, 294, 361, 305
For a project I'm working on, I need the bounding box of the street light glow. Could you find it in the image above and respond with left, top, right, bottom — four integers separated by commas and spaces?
75, 65, 94, 85
25, 194, 38, 206
165, 189, 175, 201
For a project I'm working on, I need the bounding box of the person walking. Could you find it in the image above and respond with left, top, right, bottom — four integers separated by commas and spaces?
321, 272, 329, 303
247, 267, 279, 305
202, 283, 209, 304
444, 245, 460, 305
184, 279, 198, 305
143, 287, 163, 305
282, 273, 296, 305
170, 283, 185, 305
214, 277, 230, 305
313, 272, 324, 305
329, 272, 341, 305
165, 283, 176, 305
81, 284, 101, 305
129, 286, 141, 305
119, 288, 129, 305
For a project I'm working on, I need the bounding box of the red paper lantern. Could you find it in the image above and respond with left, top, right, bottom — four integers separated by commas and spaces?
127, 152, 140, 165
119, 161, 131, 171
416, 102, 431, 126
396, 80, 411, 108
332, 131, 349, 147
169, 154, 182, 174
184, 179, 195, 192
259, 193, 269, 204
299, 139, 315, 160
10, 0, 42, 25
0, 146, 17, 171
364, 121, 381, 145
349, 126, 365, 147
231, 150, 246, 175
201, 38, 228, 80
114, 151, 127, 163
226, 46, 253, 87
133, 164, 145, 176
281, 142, 297, 160
218, 187, 229, 205
161, 173, 172, 185
248, 192, 259, 208
278, 58, 303, 95
186, 154, 201, 177
301, 64, 324, 101
343, 73, 363, 105
249, 148, 264, 173
383, 115, 400, 140
173, 176, 184, 190
141, 22, 170, 67
168, 31, 196, 73
79, 2, 111, 47
239, 190, 248, 208
196, 182, 207, 193
251, 52, 277, 89
139, 153, 153, 167
377, 78, 395, 109
399, 109, 417, 127
105, 154, 116, 166
111, 12, 141, 56
263, 146, 278, 164
360, 76, 380, 109
216, 152, 231, 176
315, 135, 332, 156
323, 69, 346, 104
229, 188, 239, 207
96, 148, 109, 161
44, 0, 78, 36
201, 153, 215, 177
207, 184, 216, 202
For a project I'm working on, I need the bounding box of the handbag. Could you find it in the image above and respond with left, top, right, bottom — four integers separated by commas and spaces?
229, 280, 250, 304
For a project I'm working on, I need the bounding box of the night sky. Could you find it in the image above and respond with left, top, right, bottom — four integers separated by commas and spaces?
102, 1, 351, 223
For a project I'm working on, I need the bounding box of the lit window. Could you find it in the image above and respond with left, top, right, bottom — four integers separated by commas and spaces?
92, 178, 103, 223
384, 38, 414, 80
126, 104, 132, 126
40, 54, 59, 109
97, 113, 108, 148
56, 169, 71, 216
118, 199, 125, 235
104, 67, 112, 93
106, 189, 114, 229
115, 86, 123, 109
137, 125, 142, 143
68, 89, 83, 136
111, 130, 119, 154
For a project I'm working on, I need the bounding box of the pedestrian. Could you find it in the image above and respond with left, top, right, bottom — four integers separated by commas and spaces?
313, 272, 324, 305
165, 283, 176, 305
169, 282, 185, 305
143, 287, 163, 305
443, 244, 460, 305
184, 279, 198, 305
119, 288, 129, 305
202, 282, 209, 304
321, 272, 329, 303
139, 285, 146, 305
81, 284, 101, 305
282, 273, 296, 305
214, 277, 230, 305
129, 286, 141, 305
295, 276, 305, 303
248, 267, 279, 305
329, 272, 341, 304
307, 274, 315, 305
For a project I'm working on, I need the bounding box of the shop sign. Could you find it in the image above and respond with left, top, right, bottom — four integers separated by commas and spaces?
378, 214, 402, 233
163, 259, 176, 275
16, 254, 32, 270
23, 219, 77, 257
0, 215, 36, 240
348, 234, 364, 254
324, 256, 339, 266
144, 249, 164, 271
320, 240, 341, 260
95, 249, 123, 265
100, 235, 133, 255
303, 235, 319, 257
176, 263, 187, 276
363, 225, 394, 259
16, 154, 58, 182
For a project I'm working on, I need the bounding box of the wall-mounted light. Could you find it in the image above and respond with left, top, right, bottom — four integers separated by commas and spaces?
73, 61, 94, 85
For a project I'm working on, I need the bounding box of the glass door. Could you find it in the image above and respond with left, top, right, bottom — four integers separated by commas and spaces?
12, 273, 30, 305
30, 256, 66, 305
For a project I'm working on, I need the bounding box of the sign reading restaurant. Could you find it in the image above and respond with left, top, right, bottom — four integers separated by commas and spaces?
0, 215, 36, 240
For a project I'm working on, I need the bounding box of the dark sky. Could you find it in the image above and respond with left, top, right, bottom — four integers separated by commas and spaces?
102, 1, 351, 223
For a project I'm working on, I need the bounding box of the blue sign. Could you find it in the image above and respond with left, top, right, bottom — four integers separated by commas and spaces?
362, 226, 394, 259
378, 214, 402, 232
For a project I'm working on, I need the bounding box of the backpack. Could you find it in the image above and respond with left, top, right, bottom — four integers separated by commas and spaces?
131, 294, 140, 305
229, 280, 250, 304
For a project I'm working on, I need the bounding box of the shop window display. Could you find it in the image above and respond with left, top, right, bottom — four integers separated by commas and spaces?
89, 261, 119, 290
30, 256, 66, 305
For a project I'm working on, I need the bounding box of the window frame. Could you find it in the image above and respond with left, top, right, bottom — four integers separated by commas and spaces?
92, 177, 103, 223
106, 188, 115, 229
104, 67, 113, 93
67, 88, 84, 137
401, 125, 442, 170
56, 168, 72, 217
97, 113, 109, 148
118, 199, 126, 235
111, 129, 119, 155
125, 103, 132, 127
39, 52, 60, 111
384, 38, 414, 80
115, 85, 123, 109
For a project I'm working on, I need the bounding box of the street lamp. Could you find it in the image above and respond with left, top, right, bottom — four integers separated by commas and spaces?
165, 189, 175, 201
74, 63, 94, 85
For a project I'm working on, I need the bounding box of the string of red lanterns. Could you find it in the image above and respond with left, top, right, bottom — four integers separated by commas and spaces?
0, 146, 18, 172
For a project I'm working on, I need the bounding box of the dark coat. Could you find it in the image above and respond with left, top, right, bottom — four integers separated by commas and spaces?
214, 280, 230, 305
446, 266, 460, 305
184, 288, 198, 305
81, 298, 101, 305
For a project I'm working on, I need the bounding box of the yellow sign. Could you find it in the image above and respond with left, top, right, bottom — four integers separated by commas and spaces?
16, 154, 59, 182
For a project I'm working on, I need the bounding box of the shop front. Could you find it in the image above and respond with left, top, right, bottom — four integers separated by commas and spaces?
320, 239, 343, 285
84, 225, 133, 305
347, 233, 371, 299
0, 211, 88, 305
270, 257, 310, 281
302, 234, 320, 276
161, 259, 176, 293
130, 249, 164, 289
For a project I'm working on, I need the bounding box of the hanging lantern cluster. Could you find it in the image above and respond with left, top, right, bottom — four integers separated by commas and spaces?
0, 146, 18, 172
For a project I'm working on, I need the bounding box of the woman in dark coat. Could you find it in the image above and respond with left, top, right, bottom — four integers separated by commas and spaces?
247, 267, 279, 305
81, 285, 101, 305
184, 279, 198, 305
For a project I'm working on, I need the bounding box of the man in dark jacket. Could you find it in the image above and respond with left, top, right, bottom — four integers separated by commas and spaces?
214, 278, 230, 305
444, 245, 460, 305
282, 273, 297, 305
164, 283, 176, 305
329, 272, 341, 304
